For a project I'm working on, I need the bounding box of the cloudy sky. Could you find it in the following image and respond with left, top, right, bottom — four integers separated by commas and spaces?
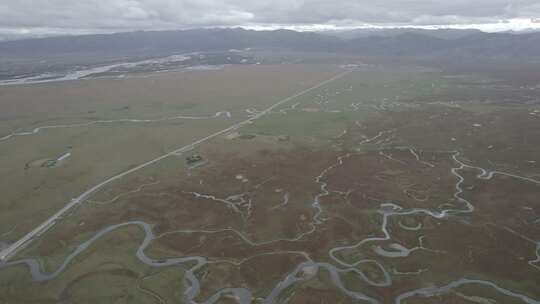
1, 0, 540, 40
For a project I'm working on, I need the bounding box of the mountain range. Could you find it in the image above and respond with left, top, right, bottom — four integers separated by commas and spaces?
1, 28, 539, 62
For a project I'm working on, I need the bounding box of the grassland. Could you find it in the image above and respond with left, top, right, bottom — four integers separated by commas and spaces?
0, 64, 341, 240
1, 59, 539, 304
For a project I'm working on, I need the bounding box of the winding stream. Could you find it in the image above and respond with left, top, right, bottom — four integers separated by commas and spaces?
1, 68, 539, 302
2, 145, 539, 303
0, 111, 233, 143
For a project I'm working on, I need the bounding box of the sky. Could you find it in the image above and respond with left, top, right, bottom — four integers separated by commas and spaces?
1, 0, 540, 40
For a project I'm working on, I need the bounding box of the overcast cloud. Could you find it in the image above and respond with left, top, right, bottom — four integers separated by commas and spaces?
1, 0, 540, 40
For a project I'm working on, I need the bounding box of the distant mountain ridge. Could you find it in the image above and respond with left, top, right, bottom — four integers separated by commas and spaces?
1, 27, 540, 61
0, 28, 340, 57
321, 28, 484, 40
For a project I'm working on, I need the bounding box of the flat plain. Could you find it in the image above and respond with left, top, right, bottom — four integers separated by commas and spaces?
0, 57, 539, 304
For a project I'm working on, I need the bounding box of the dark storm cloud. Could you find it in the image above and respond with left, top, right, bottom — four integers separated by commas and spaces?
0, 0, 540, 39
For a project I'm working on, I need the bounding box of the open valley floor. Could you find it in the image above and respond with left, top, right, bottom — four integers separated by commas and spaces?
0, 57, 539, 304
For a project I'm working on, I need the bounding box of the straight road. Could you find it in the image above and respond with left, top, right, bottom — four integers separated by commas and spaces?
0, 69, 352, 262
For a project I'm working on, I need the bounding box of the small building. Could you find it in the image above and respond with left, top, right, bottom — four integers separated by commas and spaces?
186, 154, 203, 165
